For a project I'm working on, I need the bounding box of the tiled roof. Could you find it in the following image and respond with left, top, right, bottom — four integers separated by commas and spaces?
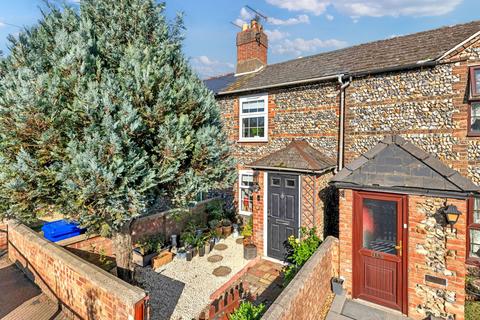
206, 20, 480, 95
331, 135, 480, 197
247, 140, 336, 173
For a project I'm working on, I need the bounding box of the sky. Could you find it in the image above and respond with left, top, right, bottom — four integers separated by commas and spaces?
1, 0, 480, 79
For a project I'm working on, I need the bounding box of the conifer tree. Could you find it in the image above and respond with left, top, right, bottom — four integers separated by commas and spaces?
0, 0, 234, 280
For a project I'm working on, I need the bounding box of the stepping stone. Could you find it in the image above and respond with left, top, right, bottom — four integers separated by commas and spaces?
213, 266, 232, 277
236, 238, 244, 245
207, 255, 223, 263
214, 243, 228, 251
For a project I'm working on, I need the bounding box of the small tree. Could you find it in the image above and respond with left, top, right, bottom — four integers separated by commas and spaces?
0, 0, 234, 280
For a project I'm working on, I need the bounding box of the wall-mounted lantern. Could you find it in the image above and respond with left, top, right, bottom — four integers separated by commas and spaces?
443, 205, 462, 232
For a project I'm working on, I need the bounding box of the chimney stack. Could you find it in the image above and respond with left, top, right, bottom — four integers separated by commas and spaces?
236, 19, 268, 75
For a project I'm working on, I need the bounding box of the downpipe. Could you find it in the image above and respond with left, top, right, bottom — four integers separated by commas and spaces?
337, 75, 352, 171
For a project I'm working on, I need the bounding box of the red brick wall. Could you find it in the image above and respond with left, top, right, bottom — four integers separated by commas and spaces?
62, 235, 114, 257
338, 190, 468, 320
252, 171, 265, 254
130, 199, 213, 243
262, 237, 339, 320
0, 223, 7, 251
338, 189, 354, 296
7, 221, 146, 320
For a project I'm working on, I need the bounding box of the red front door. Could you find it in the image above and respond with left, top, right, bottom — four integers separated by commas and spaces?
353, 191, 407, 313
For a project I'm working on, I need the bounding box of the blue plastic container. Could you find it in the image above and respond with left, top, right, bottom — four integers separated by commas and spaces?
41, 219, 85, 242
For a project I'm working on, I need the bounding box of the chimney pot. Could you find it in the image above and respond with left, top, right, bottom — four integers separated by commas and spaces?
236, 20, 268, 74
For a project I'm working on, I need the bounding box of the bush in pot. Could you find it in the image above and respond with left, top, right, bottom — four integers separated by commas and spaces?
209, 219, 223, 239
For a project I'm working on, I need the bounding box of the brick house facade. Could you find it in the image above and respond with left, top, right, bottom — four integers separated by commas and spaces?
205, 19, 480, 319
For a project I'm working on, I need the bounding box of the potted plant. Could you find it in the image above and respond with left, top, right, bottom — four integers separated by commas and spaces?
331, 277, 344, 295
241, 217, 253, 245
222, 218, 232, 237
203, 232, 212, 255
182, 231, 196, 261
176, 248, 187, 260
133, 235, 164, 267
209, 219, 223, 238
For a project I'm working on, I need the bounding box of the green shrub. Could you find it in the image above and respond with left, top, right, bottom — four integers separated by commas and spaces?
229, 301, 265, 320
134, 235, 165, 255
283, 227, 321, 284
466, 301, 480, 320
206, 199, 225, 221
241, 217, 253, 238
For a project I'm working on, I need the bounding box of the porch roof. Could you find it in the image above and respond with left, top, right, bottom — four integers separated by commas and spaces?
247, 140, 336, 174
331, 135, 480, 198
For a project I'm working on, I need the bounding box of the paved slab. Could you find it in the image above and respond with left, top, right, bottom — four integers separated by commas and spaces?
327, 296, 413, 320
0, 255, 68, 320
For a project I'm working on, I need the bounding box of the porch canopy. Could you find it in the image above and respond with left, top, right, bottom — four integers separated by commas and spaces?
331, 135, 480, 198
247, 140, 336, 174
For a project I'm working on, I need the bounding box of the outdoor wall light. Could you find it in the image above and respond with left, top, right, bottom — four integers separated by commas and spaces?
251, 171, 261, 192
443, 205, 462, 232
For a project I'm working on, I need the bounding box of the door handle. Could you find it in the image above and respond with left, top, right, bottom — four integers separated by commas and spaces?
395, 240, 402, 257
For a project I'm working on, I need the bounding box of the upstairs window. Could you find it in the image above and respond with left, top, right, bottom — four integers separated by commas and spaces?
469, 67, 480, 136
239, 94, 268, 142
468, 197, 480, 265
470, 66, 480, 98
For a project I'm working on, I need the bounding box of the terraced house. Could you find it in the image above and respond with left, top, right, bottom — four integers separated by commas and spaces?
205, 19, 480, 319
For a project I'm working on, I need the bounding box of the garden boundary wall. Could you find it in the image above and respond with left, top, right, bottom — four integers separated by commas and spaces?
261, 236, 339, 320
7, 220, 147, 320
0, 222, 7, 252
130, 198, 218, 243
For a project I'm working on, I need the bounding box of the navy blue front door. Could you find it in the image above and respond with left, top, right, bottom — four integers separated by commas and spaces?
267, 173, 299, 260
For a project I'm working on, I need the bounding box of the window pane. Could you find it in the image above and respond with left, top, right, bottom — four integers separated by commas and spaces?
240, 174, 253, 187
475, 68, 480, 94
363, 199, 397, 255
242, 99, 265, 113
474, 198, 480, 224
271, 178, 280, 186
285, 179, 296, 188
470, 229, 480, 259
240, 187, 253, 213
242, 116, 265, 138
471, 103, 480, 133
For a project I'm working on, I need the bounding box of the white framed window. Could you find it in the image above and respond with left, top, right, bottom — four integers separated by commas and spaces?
239, 170, 254, 215
239, 94, 268, 142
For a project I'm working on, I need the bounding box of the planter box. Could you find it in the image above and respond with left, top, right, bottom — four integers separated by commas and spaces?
152, 251, 173, 269
132, 249, 158, 267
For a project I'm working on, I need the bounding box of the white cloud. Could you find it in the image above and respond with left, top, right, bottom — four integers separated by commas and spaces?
266, 0, 329, 16
266, 0, 462, 18
265, 29, 290, 42
0, 22, 5, 28
267, 14, 310, 26
191, 55, 234, 79
326, 14, 334, 21
272, 37, 348, 56
235, 7, 255, 26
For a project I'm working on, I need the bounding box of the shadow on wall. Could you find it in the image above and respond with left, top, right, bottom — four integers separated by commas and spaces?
320, 185, 339, 238
86, 289, 99, 320
67, 247, 116, 273
134, 266, 185, 320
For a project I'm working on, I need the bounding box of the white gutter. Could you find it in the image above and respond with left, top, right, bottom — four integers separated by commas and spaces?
217, 73, 343, 96
337, 75, 352, 171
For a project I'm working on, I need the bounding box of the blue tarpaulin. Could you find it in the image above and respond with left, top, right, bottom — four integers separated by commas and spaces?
41, 219, 85, 242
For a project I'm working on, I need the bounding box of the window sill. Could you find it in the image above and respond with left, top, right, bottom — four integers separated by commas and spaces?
238, 139, 268, 143
466, 257, 480, 267
466, 132, 480, 138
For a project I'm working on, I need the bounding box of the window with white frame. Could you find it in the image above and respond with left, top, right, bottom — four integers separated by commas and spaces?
239, 171, 254, 215
239, 94, 268, 142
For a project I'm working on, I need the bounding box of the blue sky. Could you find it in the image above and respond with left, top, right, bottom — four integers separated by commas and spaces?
1, 0, 480, 78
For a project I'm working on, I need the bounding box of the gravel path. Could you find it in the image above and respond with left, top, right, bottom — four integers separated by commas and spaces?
135, 236, 248, 320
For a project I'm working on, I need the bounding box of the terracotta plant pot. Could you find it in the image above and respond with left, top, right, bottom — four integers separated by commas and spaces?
222, 225, 232, 237
243, 243, 257, 260
215, 226, 223, 237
